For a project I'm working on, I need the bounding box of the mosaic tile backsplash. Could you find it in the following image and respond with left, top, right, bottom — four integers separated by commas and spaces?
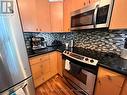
23, 30, 127, 55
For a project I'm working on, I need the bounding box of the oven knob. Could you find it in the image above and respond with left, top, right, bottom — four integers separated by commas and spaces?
67, 51, 70, 54
85, 58, 89, 61
90, 59, 94, 63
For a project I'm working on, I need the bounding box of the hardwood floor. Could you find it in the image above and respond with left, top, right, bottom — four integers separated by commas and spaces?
36, 75, 76, 95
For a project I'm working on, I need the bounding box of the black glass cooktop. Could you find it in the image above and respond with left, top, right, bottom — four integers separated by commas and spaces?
66, 47, 127, 75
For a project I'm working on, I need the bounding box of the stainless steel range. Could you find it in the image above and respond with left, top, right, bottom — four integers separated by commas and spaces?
62, 50, 98, 95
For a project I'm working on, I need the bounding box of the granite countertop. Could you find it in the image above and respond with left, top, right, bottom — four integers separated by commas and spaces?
27, 46, 127, 76
27, 46, 66, 58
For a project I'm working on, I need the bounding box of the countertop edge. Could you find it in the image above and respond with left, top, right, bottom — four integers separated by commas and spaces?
27, 47, 127, 76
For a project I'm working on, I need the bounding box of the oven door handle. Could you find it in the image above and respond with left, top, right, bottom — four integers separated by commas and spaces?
93, 5, 99, 28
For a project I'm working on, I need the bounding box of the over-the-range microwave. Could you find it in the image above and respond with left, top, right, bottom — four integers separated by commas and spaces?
71, 0, 114, 30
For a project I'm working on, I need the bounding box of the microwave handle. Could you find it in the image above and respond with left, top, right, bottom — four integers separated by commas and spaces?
93, 5, 99, 28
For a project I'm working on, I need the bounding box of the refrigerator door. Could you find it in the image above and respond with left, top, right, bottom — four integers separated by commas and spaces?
0, 0, 32, 92
1, 77, 35, 95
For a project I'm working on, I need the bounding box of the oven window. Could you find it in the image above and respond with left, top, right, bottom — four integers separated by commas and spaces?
71, 10, 95, 27
68, 62, 87, 85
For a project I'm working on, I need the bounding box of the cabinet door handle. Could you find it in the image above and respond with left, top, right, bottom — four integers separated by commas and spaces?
106, 75, 112, 80
36, 28, 38, 31
98, 80, 101, 85
89, 0, 91, 4
84, 2, 86, 6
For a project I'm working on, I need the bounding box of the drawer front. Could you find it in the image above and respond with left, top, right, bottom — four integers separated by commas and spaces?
98, 67, 125, 87
29, 54, 49, 65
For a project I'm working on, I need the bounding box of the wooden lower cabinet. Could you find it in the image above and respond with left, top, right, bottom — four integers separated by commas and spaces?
49, 51, 58, 77
57, 52, 63, 76
29, 51, 63, 88
94, 67, 125, 95
120, 79, 127, 95
30, 54, 50, 88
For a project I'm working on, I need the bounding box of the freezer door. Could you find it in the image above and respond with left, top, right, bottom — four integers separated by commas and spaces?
1, 77, 35, 95
0, 0, 31, 92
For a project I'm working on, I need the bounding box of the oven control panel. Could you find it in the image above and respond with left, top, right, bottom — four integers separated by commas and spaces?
63, 50, 98, 66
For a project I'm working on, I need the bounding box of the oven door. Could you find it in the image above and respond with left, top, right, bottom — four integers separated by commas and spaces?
63, 61, 96, 95
71, 2, 99, 31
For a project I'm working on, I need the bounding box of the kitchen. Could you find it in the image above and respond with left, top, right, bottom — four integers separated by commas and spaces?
0, 0, 127, 95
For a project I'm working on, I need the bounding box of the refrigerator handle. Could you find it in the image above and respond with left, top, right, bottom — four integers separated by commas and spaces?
22, 83, 27, 89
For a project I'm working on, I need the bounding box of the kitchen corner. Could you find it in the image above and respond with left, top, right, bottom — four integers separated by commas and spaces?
1, 0, 127, 95
23, 29, 127, 95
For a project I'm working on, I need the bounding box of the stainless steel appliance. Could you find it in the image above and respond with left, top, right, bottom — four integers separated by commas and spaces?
71, 0, 114, 30
0, 0, 35, 95
31, 36, 47, 50
63, 50, 98, 95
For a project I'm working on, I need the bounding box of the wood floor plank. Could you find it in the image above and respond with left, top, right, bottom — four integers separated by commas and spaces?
36, 75, 76, 95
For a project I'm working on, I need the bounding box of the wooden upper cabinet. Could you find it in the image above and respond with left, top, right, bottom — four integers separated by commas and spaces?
71, 0, 97, 12
94, 67, 125, 95
36, 0, 51, 32
63, 0, 72, 32
18, 0, 51, 32
71, 0, 87, 12
50, 2, 63, 32
17, 0, 37, 32
110, 0, 127, 29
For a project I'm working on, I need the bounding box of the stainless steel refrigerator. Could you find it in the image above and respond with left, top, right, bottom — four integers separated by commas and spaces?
0, 0, 35, 95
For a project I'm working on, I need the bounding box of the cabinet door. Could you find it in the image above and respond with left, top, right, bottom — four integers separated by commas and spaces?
57, 52, 63, 76
109, 0, 127, 29
17, 0, 37, 32
50, 52, 58, 77
71, 0, 89, 12
120, 79, 127, 95
36, 0, 51, 32
50, 2, 63, 32
41, 60, 50, 81
63, 0, 72, 32
34, 76, 44, 88
31, 63, 42, 80
95, 77, 123, 95
94, 67, 125, 95
42, 60, 50, 74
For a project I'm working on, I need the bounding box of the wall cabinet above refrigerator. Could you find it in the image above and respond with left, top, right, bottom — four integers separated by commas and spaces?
18, 0, 51, 32
17, 0, 37, 32
18, 0, 63, 32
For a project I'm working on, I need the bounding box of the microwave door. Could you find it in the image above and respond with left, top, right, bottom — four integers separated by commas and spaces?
71, 11, 95, 30
71, 2, 100, 30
